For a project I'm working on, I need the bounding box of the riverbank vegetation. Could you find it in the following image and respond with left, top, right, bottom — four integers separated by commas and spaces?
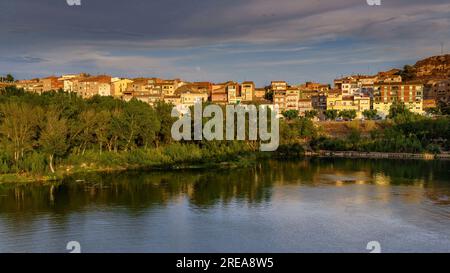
0, 86, 449, 182
0, 87, 264, 181
311, 103, 450, 154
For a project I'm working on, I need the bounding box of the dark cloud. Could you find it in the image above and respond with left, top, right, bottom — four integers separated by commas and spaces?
0, 0, 449, 84
0, 56, 47, 63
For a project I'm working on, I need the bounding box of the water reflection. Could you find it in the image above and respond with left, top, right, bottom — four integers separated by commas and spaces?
1, 158, 449, 213
0, 158, 449, 252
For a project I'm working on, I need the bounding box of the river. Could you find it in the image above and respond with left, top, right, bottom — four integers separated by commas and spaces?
0, 158, 449, 253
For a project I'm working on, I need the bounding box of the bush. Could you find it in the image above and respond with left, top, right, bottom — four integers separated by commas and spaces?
20, 152, 47, 174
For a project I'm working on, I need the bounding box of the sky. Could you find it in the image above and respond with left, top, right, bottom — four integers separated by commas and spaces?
0, 0, 449, 86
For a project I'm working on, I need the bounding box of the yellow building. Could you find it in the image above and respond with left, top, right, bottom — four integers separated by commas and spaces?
163, 95, 181, 105
327, 92, 371, 118
241, 81, 254, 101
161, 79, 183, 96
226, 82, 240, 104
271, 81, 287, 91
111, 78, 133, 97
298, 99, 314, 114
285, 88, 300, 111
180, 92, 208, 106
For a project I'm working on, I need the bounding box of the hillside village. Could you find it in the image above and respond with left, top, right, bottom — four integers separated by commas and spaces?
2, 54, 450, 120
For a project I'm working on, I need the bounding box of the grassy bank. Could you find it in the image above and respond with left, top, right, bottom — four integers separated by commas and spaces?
0, 142, 266, 184
2, 143, 449, 184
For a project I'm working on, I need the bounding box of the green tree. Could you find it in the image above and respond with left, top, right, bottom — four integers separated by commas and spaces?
362, 109, 379, 120
282, 110, 299, 120
94, 110, 112, 154
304, 110, 318, 119
264, 90, 273, 101
324, 110, 338, 120
388, 102, 419, 123
39, 110, 69, 173
339, 110, 357, 120
425, 107, 441, 116
0, 102, 42, 166
6, 74, 14, 82
154, 101, 176, 146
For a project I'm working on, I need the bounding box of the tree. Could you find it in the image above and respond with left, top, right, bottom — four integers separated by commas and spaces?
6, 74, 14, 82
388, 102, 419, 123
437, 101, 450, 116
324, 110, 338, 120
39, 110, 69, 173
0, 102, 42, 165
304, 110, 318, 119
154, 101, 176, 146
399, 65, 416, 81
137, 104, 160, 149
282, 110, 299, 120
264, 90, 273, 101
339, 110, 357, 120
94, 110, 111, 154
362, 109, 379, 120
425, 107, 441, 116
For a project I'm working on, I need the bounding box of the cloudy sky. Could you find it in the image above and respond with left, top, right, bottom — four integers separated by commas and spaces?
1, 0, 449, 86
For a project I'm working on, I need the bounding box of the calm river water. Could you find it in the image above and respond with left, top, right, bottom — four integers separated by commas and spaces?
0, 158, 449, 253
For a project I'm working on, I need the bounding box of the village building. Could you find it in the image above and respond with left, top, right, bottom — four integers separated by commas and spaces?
111, 78, 134, 97
75, 75, 111, 98
41, 76, 63, 92
326, 90, 371, 118
15, 79, 43, 93
254, 88, 266, 99
373, 82, 424, 117
241, 81, 255, 101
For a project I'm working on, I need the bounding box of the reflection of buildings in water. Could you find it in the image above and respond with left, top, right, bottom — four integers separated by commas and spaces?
319, 171, 371, 187
374, 173, 391, 186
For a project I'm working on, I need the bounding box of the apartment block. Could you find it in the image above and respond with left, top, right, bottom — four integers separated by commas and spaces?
285, 88, 300, 111
373, 82, 424, 117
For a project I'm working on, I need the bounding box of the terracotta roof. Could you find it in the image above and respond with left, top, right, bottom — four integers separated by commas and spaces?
174, 85, 206, 95
79, 75, 111, 83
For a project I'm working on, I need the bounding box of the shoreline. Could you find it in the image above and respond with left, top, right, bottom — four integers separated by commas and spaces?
0, 157, 257, 185
305, 151, 450, 160
0, 150, 449, 184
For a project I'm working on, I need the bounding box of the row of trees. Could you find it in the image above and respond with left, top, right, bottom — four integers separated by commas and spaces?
282, 110, 319, 120
0, 87, 177, 174
0, 86, 305, 175
323, 109, 358, 120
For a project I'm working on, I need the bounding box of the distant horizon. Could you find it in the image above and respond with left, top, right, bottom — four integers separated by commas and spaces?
1, 0, 449, 86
